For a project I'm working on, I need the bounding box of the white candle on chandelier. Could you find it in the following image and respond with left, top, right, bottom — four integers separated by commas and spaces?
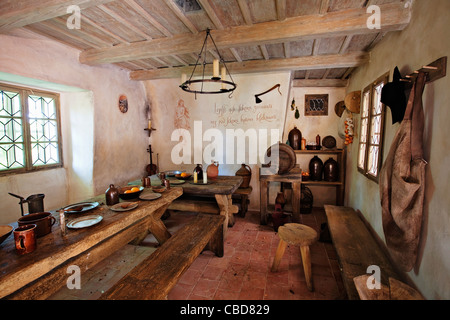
181, 73, 186, 84
221, 67, 226, 89
213, 59, 219, 78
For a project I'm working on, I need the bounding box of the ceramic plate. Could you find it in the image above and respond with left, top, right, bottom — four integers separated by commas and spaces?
169, 179, 185, 185
62, 202, 99, 213
139, 193, 162, 201
110, 202, 138, 212
67, 215, 103, 229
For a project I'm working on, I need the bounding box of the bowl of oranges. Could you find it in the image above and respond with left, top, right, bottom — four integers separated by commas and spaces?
175, 172, 192, 180
119, 186, 144, 200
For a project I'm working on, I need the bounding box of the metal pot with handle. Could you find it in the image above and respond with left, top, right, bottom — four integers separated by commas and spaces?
8, 192, 45, 216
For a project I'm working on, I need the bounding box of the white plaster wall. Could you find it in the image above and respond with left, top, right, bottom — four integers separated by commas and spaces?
283, 87, 346, 206
346, 0, 450, 299
0, 29, 148, 224
145, 73, 347, 210
144, 71, 291, 210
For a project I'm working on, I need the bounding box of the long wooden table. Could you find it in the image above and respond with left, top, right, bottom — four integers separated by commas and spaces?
167, 176, 242, 236
0, 187, 182, 300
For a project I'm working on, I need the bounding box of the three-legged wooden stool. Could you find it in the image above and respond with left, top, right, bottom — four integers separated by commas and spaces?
271, 223, 318, 291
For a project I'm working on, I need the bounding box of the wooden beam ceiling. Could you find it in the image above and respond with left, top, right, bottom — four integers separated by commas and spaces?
0, 0, 115, 32
129, 51, 370, 81
79, 2, 410, 67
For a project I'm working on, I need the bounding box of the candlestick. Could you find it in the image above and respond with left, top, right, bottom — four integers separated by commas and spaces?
194, 171, 198, 183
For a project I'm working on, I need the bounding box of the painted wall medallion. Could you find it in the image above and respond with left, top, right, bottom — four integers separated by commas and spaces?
119, 95, 128, 113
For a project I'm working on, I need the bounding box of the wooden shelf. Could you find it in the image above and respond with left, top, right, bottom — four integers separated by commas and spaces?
295, 148, 346, 206
293, 148, 344, 154
302, 180, 343, 186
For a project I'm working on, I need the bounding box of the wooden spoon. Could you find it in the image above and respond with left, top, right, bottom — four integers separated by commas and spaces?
65, 205, 84, 212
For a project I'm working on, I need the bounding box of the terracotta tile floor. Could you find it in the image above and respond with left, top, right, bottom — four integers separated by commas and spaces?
50, 207, 347, 300
162, 207, 347, 300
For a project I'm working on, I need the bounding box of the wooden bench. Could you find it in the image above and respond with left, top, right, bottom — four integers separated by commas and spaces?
99, 213, 225, 300
232, 186, 252, 217
324, 205, 406, 300
168, 194, 239, 229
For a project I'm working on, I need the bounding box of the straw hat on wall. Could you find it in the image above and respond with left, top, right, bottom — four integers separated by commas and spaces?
345, 91, 361, 114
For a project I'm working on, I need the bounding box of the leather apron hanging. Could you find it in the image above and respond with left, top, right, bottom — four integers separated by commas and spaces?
379, 72, 427, 272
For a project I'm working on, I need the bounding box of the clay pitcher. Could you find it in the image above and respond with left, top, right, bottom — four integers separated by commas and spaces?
207, 161, 219, 179
235, 164, 251, 188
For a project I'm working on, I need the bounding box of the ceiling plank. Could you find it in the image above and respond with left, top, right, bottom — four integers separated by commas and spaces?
0, 0, 114, 32
124, 0, 172, 37
80, 2, 409, 66
82, 14, 128, 44
276, 0, 287, 21
162, 0, 198, 34
237, 0, 253, 25
293, 79, 348, 87
197, 0, 224, 30
97, 4, 152, 40
260, 45, 269, 60
129, 51, 370, 80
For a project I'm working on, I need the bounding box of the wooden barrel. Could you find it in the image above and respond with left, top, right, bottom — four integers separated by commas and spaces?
265, 143, 296, 174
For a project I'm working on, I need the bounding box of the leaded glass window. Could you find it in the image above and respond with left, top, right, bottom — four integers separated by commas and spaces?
357, 89, 370, 172
0, 84, 62, 174
357, 72, 388, 182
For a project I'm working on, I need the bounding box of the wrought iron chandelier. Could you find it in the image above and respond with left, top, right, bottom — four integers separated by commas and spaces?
180, 28, 236, 95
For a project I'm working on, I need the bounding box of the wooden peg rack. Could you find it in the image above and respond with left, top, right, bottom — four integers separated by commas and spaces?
400, 56, 447, 87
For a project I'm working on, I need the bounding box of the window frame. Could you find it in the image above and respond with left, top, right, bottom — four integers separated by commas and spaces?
357, 72, 389, 183
0, 83, 63, 175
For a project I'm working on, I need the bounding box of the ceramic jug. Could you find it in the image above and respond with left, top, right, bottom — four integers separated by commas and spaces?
323, 157, 339, 182
235, 164, 251, 188
207, 161, 219, 179
105, 184, 120, 205
309, 155, 323, 181
288, 126, 302, 150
